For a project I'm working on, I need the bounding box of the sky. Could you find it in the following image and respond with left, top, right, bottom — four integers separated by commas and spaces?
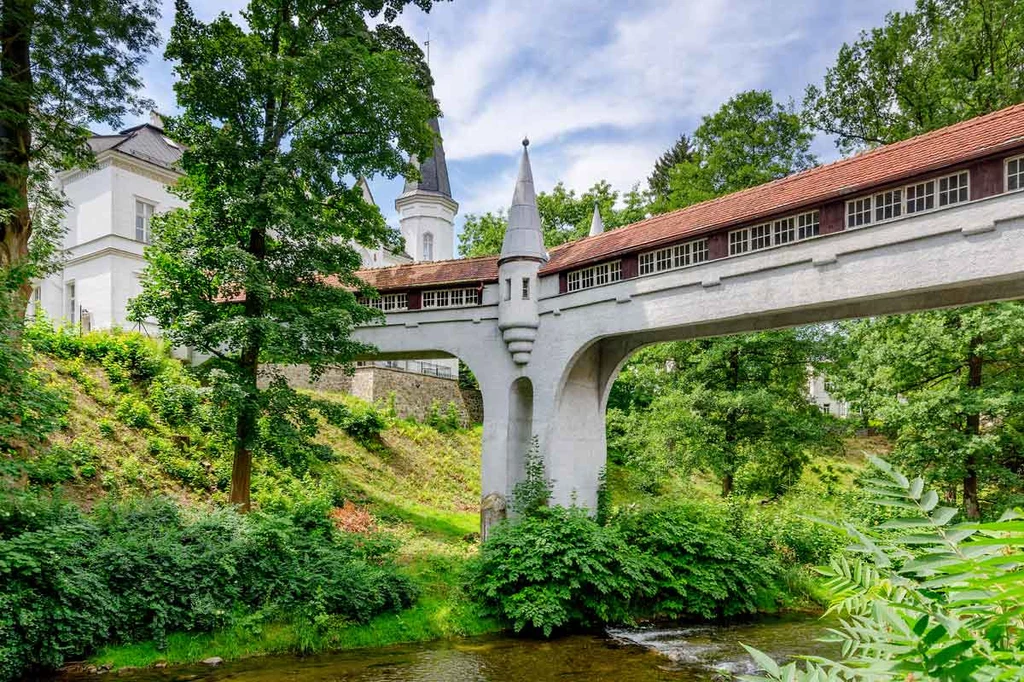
131, 0, 914, 246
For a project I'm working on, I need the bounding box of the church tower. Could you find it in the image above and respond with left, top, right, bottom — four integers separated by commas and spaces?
395, 117, 458, 262
498, 139, 548, 365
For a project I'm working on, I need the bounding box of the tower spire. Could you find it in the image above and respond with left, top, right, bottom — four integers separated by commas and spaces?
500, 138, 548, 264
588, 201, 604, 237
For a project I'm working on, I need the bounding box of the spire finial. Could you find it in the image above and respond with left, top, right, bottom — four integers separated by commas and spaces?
522, 136, 529, 148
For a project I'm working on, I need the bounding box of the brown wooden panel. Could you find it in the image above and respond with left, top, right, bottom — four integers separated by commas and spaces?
620, 254, 638, 279
708, 232, 728, 260
970, 158, 1004, 200
820, 201, 845, 235
407, 290, 421, 310
559, 272, 567, 294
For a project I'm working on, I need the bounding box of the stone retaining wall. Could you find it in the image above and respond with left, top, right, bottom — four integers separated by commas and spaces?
269, 364, 484, 425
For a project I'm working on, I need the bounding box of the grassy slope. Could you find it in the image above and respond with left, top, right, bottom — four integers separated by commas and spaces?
23, 355, 498, 669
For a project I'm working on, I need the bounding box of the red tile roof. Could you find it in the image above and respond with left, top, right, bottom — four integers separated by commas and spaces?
356, 255, 498, 291
356, 102, 1024, 290
542, 102, 1024, 274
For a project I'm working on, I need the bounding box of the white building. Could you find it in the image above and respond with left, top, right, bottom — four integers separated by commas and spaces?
32, 111, 459, 378
807, 370, 849, 418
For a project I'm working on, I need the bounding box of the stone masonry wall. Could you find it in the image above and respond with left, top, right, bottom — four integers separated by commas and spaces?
268, 364, 484, 425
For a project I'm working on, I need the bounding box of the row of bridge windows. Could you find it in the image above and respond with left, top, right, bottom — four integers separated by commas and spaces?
360, 286, 482, 312
563, 154, 1024, 294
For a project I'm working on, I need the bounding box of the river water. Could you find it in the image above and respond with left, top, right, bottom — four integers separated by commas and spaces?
58, 613, 836, 681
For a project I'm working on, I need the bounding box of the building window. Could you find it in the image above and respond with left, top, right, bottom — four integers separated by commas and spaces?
847, 197, 872, 228
906, 180, 935, 214
937, 171, 969, 207
797, 211, 820, 240
750, 223, 771, 250
521, 278, 530, 300
1008, 156, 1024, 192
504, 278, 511, 301
66, 281, 76, 323
30, 286, 41, 316
639, 238, 709, 275
135, 199, 154, 243
422, 287, 480, 309
566, 260, 621, 292
422, 232, 434, 261
359, 292, 408, 312
874, 189, 902, 222
729, 228, 749, 255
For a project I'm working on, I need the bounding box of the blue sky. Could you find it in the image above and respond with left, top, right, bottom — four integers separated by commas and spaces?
131, 0, 914, 244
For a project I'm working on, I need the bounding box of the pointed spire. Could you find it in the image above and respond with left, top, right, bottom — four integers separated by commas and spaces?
588, 201, 604, 237
500, 138, 548, 263
403, 117, 452, 198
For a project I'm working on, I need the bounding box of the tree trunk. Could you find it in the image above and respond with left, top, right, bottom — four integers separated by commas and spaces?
0, 0, 35, 310
721, 346, 740, 497
964, 335, 983, 520
228, 223, 267, 511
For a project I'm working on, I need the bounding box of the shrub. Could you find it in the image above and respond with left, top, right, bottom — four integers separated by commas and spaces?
97, 419, 116, 440
613, 501, 784, 619
509, 437, 551, 516
468, 505, 653, 636
0, 490, 415, 681
114, 396, 152, 429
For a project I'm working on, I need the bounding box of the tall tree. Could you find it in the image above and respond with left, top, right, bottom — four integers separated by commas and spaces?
0, 0, 158, 300
648, 134, 694, 202
457, 180, 648, 258
654, 90, 817, 214
130, 0, 440, 510
804, 0, 1024, 154
827, 305, 1024, 519
611, 330, 836, 498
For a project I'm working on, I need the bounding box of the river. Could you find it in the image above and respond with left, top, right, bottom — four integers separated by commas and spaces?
57, 613, 837, 681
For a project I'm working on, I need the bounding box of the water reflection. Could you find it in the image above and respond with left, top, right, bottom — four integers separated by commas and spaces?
56, 613, 835, 682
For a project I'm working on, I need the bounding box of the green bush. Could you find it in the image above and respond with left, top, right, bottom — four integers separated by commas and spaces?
114, 396, 153, 429
0, 490, 415, 681
24, 441, 99, 485
468, 505, 652, 636
613, 501, 784, 619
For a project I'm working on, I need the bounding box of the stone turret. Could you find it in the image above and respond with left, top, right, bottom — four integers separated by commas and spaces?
498, 139, 548, 365
589, 201, 604, 236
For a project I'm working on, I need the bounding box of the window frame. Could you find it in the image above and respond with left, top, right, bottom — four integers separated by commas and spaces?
846, 196, 873, 228
360, 292, 408, 312
1006, 154, 1024, 193
135, 198, 155, 243
422, 232, 434, 261
566, 260, 622, 292
65, 281, 76, 323
421, 286, 480, 309
521, 277, 530, 300
937, 170, 970, 208
638, 238, 708, 276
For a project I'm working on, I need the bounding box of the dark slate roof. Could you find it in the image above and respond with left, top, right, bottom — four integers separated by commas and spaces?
87, 123, 183, 171
402, 117, 452, 198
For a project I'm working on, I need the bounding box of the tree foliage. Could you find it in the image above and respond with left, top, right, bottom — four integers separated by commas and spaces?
610, 330, 838, 498
804, 0, 1024, 154
825, 304, 1024, 519
742, 457, 1024, 681
653, 90, 817, 213
130, 0, 441, 509
647, 134, 695, 203
0, 0, 158, 291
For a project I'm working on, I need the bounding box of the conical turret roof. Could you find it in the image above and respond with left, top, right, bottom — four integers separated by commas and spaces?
402, 117, 452, 198
500, 139, 548, 263
589, 202, 605, 237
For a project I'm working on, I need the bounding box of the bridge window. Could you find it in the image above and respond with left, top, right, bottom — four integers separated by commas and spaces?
567, 260, 621, 292
874, 189, 902, 221
938, 171, 969, 207
729, 228, 749, 255
906, 180, 935, 214
521, 278, 530, 300
773, 217, 795, 244
360, 292, 408, 312
1009, 156, 1024, 191
422, 287, 481, 308
797, 211, 820, 239
847, 197, 872, 228
639, 238, 708, 275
